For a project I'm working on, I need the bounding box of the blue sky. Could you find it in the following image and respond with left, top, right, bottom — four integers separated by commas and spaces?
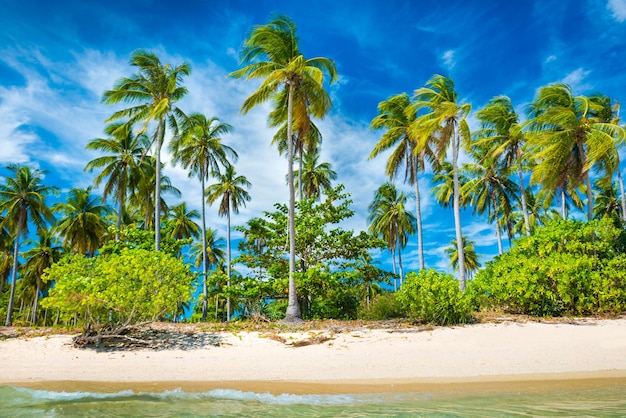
1, 0, 626, 274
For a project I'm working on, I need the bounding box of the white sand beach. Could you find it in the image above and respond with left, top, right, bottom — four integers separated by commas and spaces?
1, 318, 625, 394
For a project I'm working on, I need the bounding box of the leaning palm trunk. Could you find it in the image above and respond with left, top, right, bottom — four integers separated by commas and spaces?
285, 82, 301, 321
618, 171, 626, 222
452, 131, 466, 290
584, 172, 594, 221
517, 166, 531, 236
5, 210, 24, 326
493, 201, 503, 255
154, 119, 165, 251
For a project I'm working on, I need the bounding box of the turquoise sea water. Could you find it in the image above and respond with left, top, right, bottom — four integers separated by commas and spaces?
2, 382, 626, 417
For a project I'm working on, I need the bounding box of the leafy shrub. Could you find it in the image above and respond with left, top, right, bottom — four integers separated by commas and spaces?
42, 249, 194, 331
397, 269, 472, 325
467, 218, 626, 316
358, 292, 405, 320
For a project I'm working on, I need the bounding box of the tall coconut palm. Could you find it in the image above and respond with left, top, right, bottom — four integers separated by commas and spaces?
230, 14, 337, 321
367, 182, 416, 289
526, 84, 624, 221
206, 165, 251, 321
102, 50, 190, 251
293, 148, 337, 200
85, 122, 150, 237
53, 187, 111, 256
588, 94, 626, 221
20, 228, 63, 323
445, 235, 480, 280
474, 96, 532, 236
463, 147, 519, 255
0, 164, 58, 326
411, 75, 471, 289
370, 92, 434, 270
169, 113, 236, 321
270, 90, 323, 201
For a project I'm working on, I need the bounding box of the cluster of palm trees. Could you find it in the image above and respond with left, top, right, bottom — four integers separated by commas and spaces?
1, 14, 340, 325
369, 76, 625, 290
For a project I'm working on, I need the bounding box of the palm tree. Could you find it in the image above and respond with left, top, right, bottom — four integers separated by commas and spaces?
53, 187, 111, 256
594, 180, 623, 221
368, 182, 416, 290
169, 113, 236, 321
190, 228, 226, 270
445, 235, 480, 280
0, 164, 58, 326
411, 75, 471, 289
230, 14, 337, 321
20, 228, 63, 323
370, 93, 435, 270
293, 148, 337, 200
475, 96, 532, 236
128, 161, 181, 231
463, 146, 519, 255
85, 122, 150, 237
190, 228, 226, 320
166, 202, 200, 240
526, 84, 624, 221
206, 165, 251, 321
588, 94, 626, 221
102, 50, 190, 251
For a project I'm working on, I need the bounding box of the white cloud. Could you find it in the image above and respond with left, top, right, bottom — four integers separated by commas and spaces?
441, 49, 456, 70
607, 0, 626, 22
560, 67, 592, 92
545, 54, 557, 63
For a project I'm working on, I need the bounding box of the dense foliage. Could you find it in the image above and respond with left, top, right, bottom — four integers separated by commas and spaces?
467, 218, 626, 316
41, 249, 194, 332
397, 269, 472, 325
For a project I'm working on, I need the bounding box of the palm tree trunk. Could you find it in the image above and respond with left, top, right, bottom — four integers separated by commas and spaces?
298, 146, 303, 201
452, 131, 466, 290
226, 205, 231, 322
31, 279, 41, 324
285, 82, 301, 322
5, 211, 24, 326
414, 175, 425, 270
618, 170, 626, 222
517, 166, 531, 236
561, 188, 567, 219
201, 174, 208, 322
391, 247, 397, 291
584, 172, 593, 221
115, 198, 123, 241
492, 195, 503, 255
397, 236, 404, 287
154, 119, 165, 251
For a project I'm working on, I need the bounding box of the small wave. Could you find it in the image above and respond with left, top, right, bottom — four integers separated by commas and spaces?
3, 386, 395, 407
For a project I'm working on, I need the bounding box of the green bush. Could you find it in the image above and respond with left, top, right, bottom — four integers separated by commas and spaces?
467, 218, 626, 316
358, 292, 405, 320
42, 249, 194, 331
397, 269, 472, 325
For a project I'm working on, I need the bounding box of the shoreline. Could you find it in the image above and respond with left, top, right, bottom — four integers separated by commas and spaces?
3, 372, 626, 395
2, 318, 625, 395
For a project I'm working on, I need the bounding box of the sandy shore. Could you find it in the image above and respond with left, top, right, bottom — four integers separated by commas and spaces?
1, 318, 625, 394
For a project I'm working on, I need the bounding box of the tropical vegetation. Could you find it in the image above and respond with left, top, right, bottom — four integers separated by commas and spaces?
1, 14, 626, 333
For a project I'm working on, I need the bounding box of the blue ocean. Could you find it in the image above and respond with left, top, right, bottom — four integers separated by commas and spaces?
2, 380, 626, 417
